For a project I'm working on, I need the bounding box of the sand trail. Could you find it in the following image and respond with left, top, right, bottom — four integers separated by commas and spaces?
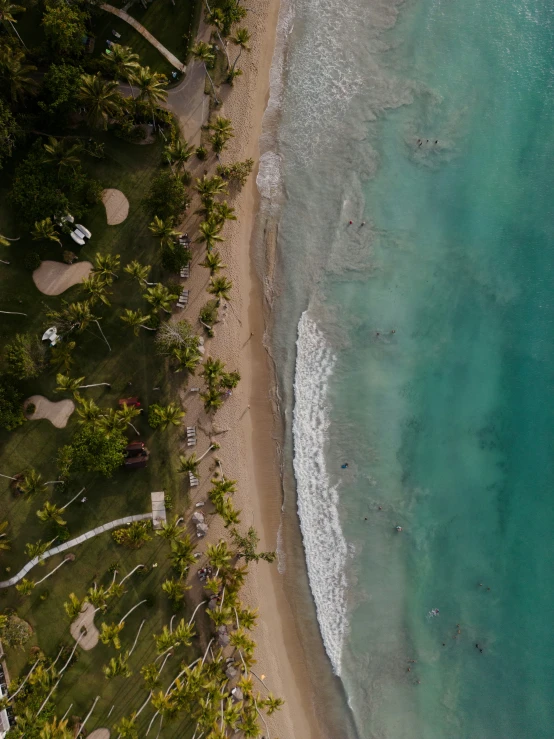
25, 395, 75, 428
32, 261, 92, 296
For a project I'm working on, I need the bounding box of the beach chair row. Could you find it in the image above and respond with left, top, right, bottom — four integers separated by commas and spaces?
176, 289, 189, 309
180, 265, 190, 279
187, 426, 196, 447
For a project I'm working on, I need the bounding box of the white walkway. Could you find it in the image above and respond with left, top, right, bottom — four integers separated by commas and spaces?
0, 513, 152, 588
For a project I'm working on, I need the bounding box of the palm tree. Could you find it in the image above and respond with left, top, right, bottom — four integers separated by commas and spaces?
117, 402, 141, 435
113, 716, 138, 739
173, 618, 195, 646
86, 584, 111, 612
229, 27, 251, 79
195, 174, 228, 200
93, 253, 120, 281
49, 341, 76, 373
208, 275, 233, 303
170, 535, 196, 577
25, 539, 52, 563
15, 578, 35, 596
0, 520, 10, 554
177, 452, 200, 477
75, 397, 102, 427
171, 344, 203, 374
100, 621, 124, 650
163, 138, 194, 171
207, 540, 232, 571
151, 402, 185, 430
0, 47, 36, 102
201, 356, 225, 386
37, 502, 66, 527
200, 250, 226, 275
120, 308, 156, 336
218, 497, 241, 527
17, 468, 45, 496
78, 73, 122, 129
262, 693, 285, 714
103, 653, 132, 679
0, 232, 19, 247
124, 260, 156, 286
161, 577, 185, 605
143, 284, 175, 315
104, 44, 140, 93
155, 514, 183, 542
213, 200, 236, 226
149, 216, 182, 247
39, 716, 72, 739
63, 592, 84, 620
55, 373, 111, 396
81, 274, 112, 306
42, 137, 82, 173
135, 66, 167, 126
209, 116, 234, 154
0, 0, 26, 48
31, 218, 61, 247
201, 387, 224, 414
98, 408, 125, 437
191, 41, 219, 103
197, 219, 224, 251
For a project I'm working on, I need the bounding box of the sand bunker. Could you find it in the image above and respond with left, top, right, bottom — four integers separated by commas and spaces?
25, 395, 74, 429
70, 602, 99, 651
33, 261, 92, 296
88, 731, 110, 739
102, 188, 129, 225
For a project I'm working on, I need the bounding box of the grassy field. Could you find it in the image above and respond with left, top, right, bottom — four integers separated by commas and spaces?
0, 135, 199, 735
127, 0, 201, 63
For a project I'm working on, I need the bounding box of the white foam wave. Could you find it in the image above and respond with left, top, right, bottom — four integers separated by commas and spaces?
292, 311, 348, 674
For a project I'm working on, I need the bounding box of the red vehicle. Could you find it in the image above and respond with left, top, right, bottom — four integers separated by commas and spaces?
125, 441, 147, 458
119, 397, 141, 409
124, 456, 148, 469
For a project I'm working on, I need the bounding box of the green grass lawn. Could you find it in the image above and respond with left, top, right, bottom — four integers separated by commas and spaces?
0, 134, 198, 735
127, 0, 200, 64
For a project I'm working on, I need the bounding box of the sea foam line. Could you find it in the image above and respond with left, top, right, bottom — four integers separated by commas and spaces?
293, 311, 348, 674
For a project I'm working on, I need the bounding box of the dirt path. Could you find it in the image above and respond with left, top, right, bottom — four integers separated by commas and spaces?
70, 602, 99, 650
25, 395, 75, 429
33, 261, 92, 296
100, 4, 186, 72
102, 189, 129, 225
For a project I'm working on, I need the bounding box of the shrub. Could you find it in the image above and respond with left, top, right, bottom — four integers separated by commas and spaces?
0, 614, 33, 648
3, 333, 46, 379
58, 425, 127, 477
24, 252, 42, 271
164, 492, 173, 510
161, 243, 191, 273
144, 171, 190, 220
217, 158, 255, 189
0, 378, 25, 431
112, 520, 152, 549
195, 145, 207, 160
147, 404, 164, 430
199, 299, 219, 336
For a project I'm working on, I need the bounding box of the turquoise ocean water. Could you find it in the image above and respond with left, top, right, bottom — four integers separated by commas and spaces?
257, 0, 554, 736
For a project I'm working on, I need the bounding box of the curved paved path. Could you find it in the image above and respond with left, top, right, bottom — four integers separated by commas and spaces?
101, 4, 186, 72
0, 513, 152, 588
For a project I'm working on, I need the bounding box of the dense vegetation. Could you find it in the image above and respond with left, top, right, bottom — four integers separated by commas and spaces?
0, 0, 280, 735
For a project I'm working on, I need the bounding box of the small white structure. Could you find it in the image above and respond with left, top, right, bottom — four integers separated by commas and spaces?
191, 511, 204, 525
75, 224, 92, 239
70, 230, 85, 246
41, 326, 60, 346
150, 491, 167, 530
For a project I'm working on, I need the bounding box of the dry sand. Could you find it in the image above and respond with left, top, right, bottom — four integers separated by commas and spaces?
70, 603, 99, 650
87, 730, 110, 739
176, 0, 325, 735
25, 395, 75, 429
32, 261, 92, 296
101, 188, 130, 225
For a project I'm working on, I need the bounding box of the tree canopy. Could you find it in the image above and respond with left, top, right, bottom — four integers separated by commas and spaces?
58, 424, 127, 477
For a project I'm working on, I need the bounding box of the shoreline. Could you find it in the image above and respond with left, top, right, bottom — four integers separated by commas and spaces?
179, 0, 327, 735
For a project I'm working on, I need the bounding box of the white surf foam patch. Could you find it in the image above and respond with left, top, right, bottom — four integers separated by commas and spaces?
293, 311, 348, 674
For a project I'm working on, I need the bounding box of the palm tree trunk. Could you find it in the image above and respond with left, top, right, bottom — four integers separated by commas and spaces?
128, 421, 140, 435
204, 63, 220, 104
61, 703, 73, 722
188, 599, 207, 626
35, 558, 69, 586
230, 46, 243, 75
78, 382, 111, 389
0, 235, 19, 241
140, 324, 157, 331
60, 487, 85, 511
119, 563, 144, 585
0, 473, 16, 481
135, 690, 153, 719
254, 700, 271, 739
0, 260, 9, 265
128, 619, 146, 656
164, 658, 199, 696
7, 659, 40, 702
146, 710, 159, 736
155, 716, 164, 739
37, 633, 84, 715
0, 311, 27, 316
47, 646, 65, 673
8, 20, 27, 49
201, 638, 214, 666
119, 599, 147, 625
76, 695, 100, 736
94, 319, 111, 351
197, 445, 215, 462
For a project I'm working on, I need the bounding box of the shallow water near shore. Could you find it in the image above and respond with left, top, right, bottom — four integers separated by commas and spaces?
258, 0, 554, 736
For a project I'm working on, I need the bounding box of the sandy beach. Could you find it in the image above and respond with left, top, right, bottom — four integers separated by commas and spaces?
176, 0, 327, 736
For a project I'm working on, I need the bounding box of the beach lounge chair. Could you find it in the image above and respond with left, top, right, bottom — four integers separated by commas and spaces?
75, 224, 92, 239
112, 29, 121, 38
70, 230, 85, 246
189, 472, 199, 487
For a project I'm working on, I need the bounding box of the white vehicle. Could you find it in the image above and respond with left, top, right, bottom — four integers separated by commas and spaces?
75, 224, 92, 239
70, 230, 85, 246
